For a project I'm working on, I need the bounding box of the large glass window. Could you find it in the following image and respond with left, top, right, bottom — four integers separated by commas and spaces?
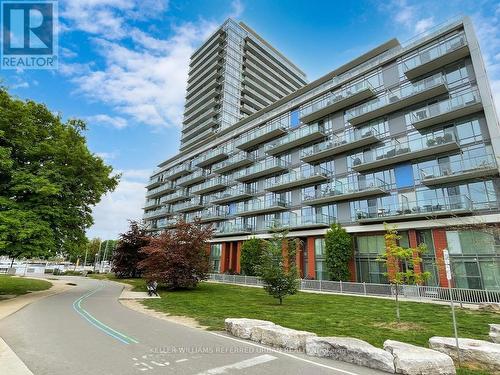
357, 235, 385, 255
314, 238, 328, 280
210, 244, 222, 273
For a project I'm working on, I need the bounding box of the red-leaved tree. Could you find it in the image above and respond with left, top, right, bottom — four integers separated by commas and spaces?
111, 221, 150, 278
138, 220, 213, 289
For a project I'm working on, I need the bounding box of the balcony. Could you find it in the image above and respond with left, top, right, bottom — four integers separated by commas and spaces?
347, 74, 448, 126
143, 200, 161, 210
356, 195, 473, 223
146, 182, 175, 198
191, 177, 228, 195
263, 214, 333, 231
177, 169, 208, 187
301, 128, 382, 163
303, 177, 389, 205
265, 124, 326, 155
165, 163, 192, 180
352, 133, 459, 173
161, 190, 190, 204
214, 222, 253, 237
233, 198, 289, 216
143, 207, 172, 220
410, 90, 482, 130
235, 121, 287, 150
211, 186, 256, 204
195, 148, 229, 168
199, 207, 228, 223
403, 32, 469, 80
173, 199, 205, 213
300, 81, 376, 123
420, 155, 498, 186
146, 176, 163, 189
212, 152, 255, 174
265, 167, 330, 192
235, 158, 289, 182
158, 217, 179, 229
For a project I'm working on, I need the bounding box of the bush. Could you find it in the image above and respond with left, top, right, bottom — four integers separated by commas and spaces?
324, 223, 353, 281
240, 237, 265, 276
112, 221, 150, 278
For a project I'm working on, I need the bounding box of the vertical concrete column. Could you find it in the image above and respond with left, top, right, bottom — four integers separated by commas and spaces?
408, 229, 423, 278
432, 228, 450, 287
235, 241, 242, 274
348, 257, 356, 282
307, 236, 315, 279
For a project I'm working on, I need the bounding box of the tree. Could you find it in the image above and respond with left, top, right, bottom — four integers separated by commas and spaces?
324, 223, 353, 281
111, 222, 149, 278
378, 225, 430, 322
86, 238, 102, 265
0, 89, 119, 262
257, 230, 299, 305
240, 237, 265, 276
139, 220, 213, 289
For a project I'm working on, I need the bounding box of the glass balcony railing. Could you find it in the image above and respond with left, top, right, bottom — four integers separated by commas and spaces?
265, 123, 325, 155
161, 190, 190, 204
346, 74, 446, 125
300, 81, 374, 121
143, 200, 161, 209
303, 176, 389, 204
172, 198, 204, 213
191, 176, 228, 194
212, 152, 255, 173
236, 158, 289, 181
351, 132, 458, 172
194, 148, 229, 167
176, 169, 208, 186
263, 214, 333, 230
409, 90, 481, 129
158, 217, 179, 229
233, 198, 289, 216
143, 207, 171, 220
146, 182, 174, 197
199, 206, 228, 221
211, 185, 256, 203
355, 195, 473, 222
403, 32, 467, 78
264, 166, 330, 191
301, 127, 380, 162
235, 120, 287, 150
420, 155, 498, 184
165, 163, 192, 180
215, 222, 253, 235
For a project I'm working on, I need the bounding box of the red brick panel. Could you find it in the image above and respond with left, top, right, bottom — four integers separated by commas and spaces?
432, 228, 450, 288
235, 241, 242, 274
307, 236, 315, 279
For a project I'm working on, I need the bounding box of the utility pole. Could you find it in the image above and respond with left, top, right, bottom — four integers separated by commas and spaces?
95, 240, 103, 272
443, 249, 461, 367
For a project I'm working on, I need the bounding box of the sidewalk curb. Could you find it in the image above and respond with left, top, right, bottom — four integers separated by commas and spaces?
0, 337, 33, 375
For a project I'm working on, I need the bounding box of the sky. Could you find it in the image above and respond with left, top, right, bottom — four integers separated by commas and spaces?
3, 0, 500, 240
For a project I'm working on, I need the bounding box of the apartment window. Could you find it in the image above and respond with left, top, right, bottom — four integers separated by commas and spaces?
356, 235, 385, 255
210, 244, 222, 273
394, 163, 414, 189
290, 109, 300, 128
314, 238, 328, 280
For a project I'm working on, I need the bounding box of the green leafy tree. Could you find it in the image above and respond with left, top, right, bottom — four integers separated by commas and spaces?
324, 223, 353, 281
257, 230, 299, 305
86, 238, 102, 265
240, 237, 265, 276
0, 89, 119, 262
378, 225, 430, 322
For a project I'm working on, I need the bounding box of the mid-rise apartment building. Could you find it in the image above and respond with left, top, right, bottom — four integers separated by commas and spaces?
145, 17, 500, 291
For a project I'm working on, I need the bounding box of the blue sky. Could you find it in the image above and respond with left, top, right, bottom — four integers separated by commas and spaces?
3, 0, 500, 239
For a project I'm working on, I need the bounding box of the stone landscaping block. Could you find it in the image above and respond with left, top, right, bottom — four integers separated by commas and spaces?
429, 336, 500, 373
224, 318, 275, 339
306, 336, 395, 373
490, 324, 500, 344
250, 324, 316, 351
384, 340, 456, 375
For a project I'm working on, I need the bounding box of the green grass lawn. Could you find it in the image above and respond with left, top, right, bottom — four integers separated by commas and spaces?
0, 275, 52, 299
88, 273, 146, 291
144, 283, 499, 361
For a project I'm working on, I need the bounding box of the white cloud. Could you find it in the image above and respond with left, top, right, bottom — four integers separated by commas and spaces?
229, 0, 245, 19
87, 114, 128, 129
87, 168, 152, 239
383, 0, 434, 35
96, 151, 119, 160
